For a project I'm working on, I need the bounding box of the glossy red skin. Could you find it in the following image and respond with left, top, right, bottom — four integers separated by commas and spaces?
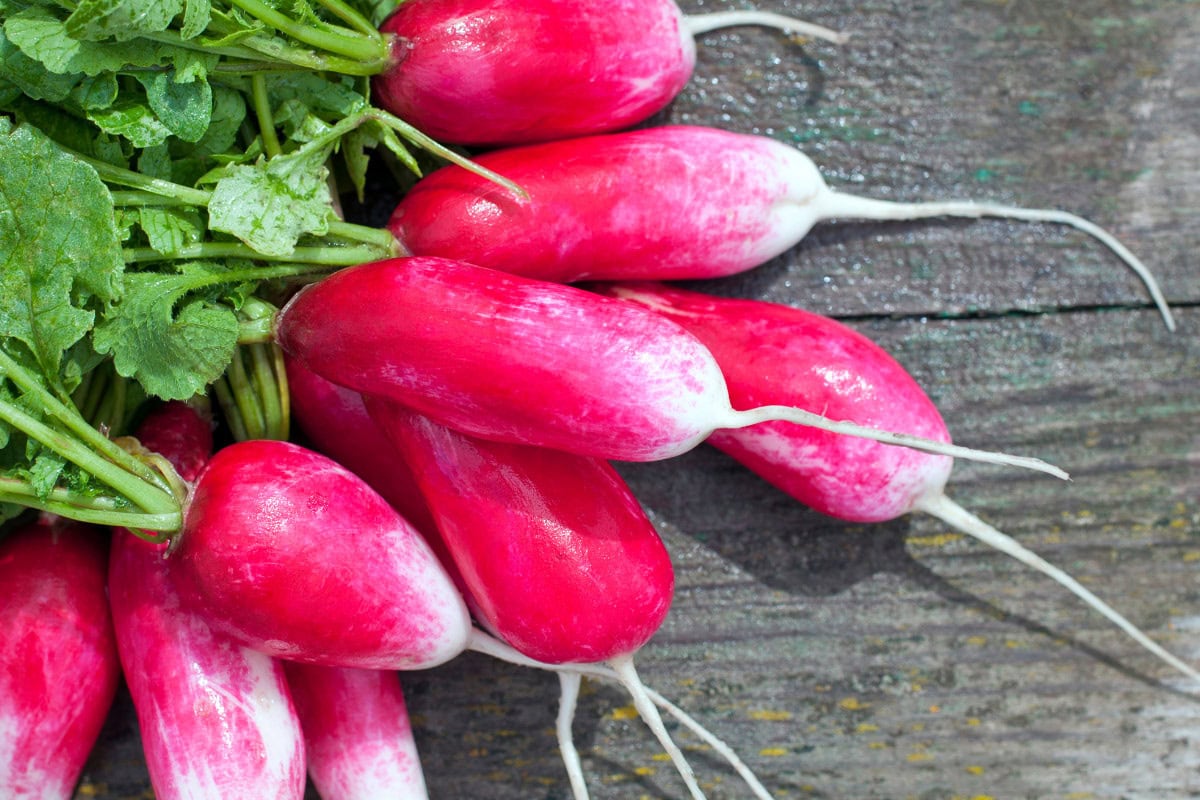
170, 439, 472, 669
595, 283, 954, 523
388, 126, 827, 282
110, 402, 306, 799
285, 356, 439, 539
0, 519, 119, 800
367, 402, 674, 665
373, 0, 694, 146
285, 356, 468, 594
284, 664, 428, 800
274, 257, 736, 462
133, 400, 214, 484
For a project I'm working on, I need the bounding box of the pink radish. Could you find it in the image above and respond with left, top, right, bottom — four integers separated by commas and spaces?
283, 663, 428, 800
285, 355, 441, 550
365, 400, 707, 799
0, 517, 120, 800
167, 438, 473, 670
274, 256, 1066, 475
595, 281, 1200, 683
109, 401, 307, 799
281, 364, 778, 800
387, 125, 1174, 329
373, 0, 845, 146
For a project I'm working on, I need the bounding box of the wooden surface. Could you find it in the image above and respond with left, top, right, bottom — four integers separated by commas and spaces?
79, 1, 1200, 798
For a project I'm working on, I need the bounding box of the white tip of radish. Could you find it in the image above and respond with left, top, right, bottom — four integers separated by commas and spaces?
556, 672, 592, 800
916, 493, 1200, 685
724, 405, 1070, 480
812, 190, 1177, 331
685, 10, 850, 45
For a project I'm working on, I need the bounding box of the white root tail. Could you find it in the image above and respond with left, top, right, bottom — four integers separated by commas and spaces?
466, 630, 773, 798
686, 10, 850, 45
916, 493, 1200, 684
725, 405, 1070, 480
556, 672, 591, 800
815, 190, 1176, 331
608, 655, 707, 800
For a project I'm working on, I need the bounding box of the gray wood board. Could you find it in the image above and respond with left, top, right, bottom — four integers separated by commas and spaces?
78, 0, 1200, 798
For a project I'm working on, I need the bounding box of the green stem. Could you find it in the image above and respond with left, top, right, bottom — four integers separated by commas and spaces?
0, 478, 180, 532
85, 157, 212, 206
123, 243, 387, 266
0, 351, 175, 504
326, 219, 403, 252
249, 343, 287, 440
225, 0, 388, 64
312, 0, 380, 38
94, 372, 128, 436
0, 387, 178, 519
251, 74, 283, 159
109, 191, 198, 207
211, 377, 250, 444
226, 349, 266, 439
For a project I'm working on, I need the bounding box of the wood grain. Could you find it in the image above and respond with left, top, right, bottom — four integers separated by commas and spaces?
77, 1, 1200, 798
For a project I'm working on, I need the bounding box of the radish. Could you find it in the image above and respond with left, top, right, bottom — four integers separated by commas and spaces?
373, 0, 846, 146
285, 361, 778, 799
386, 125, 1175, 329
594, 281, 1200, 683
274, 256, 1066, 476
365, 400, 705, 800
167, 438, 474, 670
283, 663, 428, 800
166, 437, 769, 798
109, 401, 307, 799
0, 517, 120, 800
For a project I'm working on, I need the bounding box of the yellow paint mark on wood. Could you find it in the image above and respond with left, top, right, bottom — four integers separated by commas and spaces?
907, 532, 965, 547
1182, 551, 1200, 562
966, 765, 985, 775
838, 697, 868, 710
928, 705, 941, 713
1171, 517, 1188, 529
634, 766, 656, 776
966, 717, 981, 726
750, 709, 793, 721
906, 751, 933, 763
610, 704, 639, 720
856, 722, 880, 733
760, 747, 789, 757
868, 741, 888, 750
966, 635, 987, 646
651, 753, 673, 762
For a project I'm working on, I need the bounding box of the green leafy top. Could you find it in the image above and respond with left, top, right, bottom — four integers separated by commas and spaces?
0, 0, 483, 531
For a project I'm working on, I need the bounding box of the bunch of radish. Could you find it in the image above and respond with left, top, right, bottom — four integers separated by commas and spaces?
2, 0, 1193, 797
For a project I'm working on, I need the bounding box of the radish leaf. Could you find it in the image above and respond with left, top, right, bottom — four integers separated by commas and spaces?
207, 152, 333, 256
92, 262, 244, 401
0, 120, 123, 385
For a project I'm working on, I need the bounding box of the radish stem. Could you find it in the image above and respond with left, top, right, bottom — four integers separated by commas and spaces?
725, 405, 1069, 480
686, 10, 849, 45
815, 190, 1176, 331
